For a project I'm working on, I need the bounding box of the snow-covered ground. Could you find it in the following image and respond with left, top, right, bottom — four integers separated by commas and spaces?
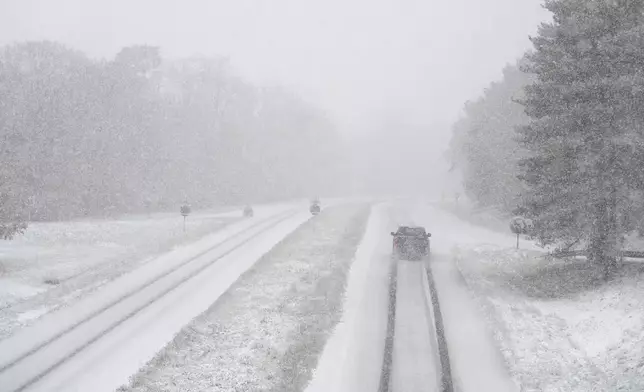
456, 248, 644, 392
0, 204, 311, 392
122, 203, 371, 392
305, 203, 390, 392
434, 204, 644, 391
6, 197, 634, 392
0, 203, 293, 340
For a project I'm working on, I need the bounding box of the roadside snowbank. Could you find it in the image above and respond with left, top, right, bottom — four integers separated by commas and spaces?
455, 245, 644, 392
122, 203, 370, 392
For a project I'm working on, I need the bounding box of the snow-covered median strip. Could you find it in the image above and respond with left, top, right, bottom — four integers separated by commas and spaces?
305, 203, 389, 392
455, 246, 644, 392
121, 203, 371, 392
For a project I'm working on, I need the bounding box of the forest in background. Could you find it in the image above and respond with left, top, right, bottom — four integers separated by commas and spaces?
0, 41, 347, 234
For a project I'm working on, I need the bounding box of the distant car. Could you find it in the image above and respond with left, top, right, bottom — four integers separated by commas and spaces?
310, 203, 321, 215
391, 226, 431, 260
243, 205, 254, 217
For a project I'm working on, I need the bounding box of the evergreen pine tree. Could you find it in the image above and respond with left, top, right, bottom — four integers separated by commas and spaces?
519, 0, 644, 274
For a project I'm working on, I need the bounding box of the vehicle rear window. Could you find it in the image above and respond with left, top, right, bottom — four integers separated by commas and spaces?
398, 227, 425, 236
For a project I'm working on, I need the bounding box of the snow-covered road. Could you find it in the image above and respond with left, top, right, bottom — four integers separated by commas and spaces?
307, 201, 517, 392
430, 255, 516, 392
390, 260, 439, 392
413, 203, 519, 392
0, 204, 313, 392
306, 203, 440, 392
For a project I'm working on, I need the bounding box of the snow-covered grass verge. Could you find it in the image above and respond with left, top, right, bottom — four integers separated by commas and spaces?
454, 245, 644, 392
0, 208, 240, 340
121, 203, 371, 392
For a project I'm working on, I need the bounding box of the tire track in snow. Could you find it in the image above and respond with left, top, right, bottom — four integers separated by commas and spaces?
424, 260, 454, 392
378, 257, 398, 392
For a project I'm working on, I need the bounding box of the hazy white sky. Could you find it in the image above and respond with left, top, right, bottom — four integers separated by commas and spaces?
0, 0, 550, 134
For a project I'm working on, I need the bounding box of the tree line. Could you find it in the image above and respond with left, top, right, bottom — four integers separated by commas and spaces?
0, 41, 347, 236
449, 0, 644, 274
448, 61, 532, 212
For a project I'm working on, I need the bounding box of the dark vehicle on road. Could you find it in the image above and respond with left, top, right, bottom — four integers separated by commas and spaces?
310, 202, 321, 215
391, 226, 431, 260
243, 205, 254, 217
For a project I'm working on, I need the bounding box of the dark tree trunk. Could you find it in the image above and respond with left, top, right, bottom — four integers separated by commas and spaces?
589, 188, 619, 279
588, 143, 622, 280
588, 198, 606, 265
604, 182, 620, 278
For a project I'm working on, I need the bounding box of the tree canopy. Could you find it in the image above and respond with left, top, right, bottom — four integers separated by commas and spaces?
518, 0, 644, 271
449, 0, 644, 274
448, 61, 533, 211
